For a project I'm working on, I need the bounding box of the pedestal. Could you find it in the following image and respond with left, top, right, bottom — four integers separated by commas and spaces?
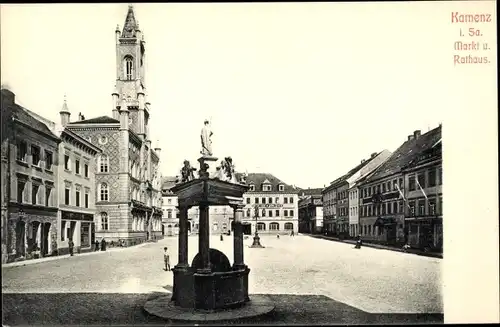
250, 232, 265, 248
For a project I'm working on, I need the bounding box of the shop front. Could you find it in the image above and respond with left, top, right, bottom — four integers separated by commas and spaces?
59, 210, 95, 255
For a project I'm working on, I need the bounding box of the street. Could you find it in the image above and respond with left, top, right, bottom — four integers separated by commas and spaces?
2, 234, 442, 315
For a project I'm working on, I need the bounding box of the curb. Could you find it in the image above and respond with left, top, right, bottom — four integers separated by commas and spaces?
2, 241, 152, 268
307, 234, 443, 259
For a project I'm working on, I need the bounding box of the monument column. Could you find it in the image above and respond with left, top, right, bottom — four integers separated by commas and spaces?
198, 203, 211, 272
232, 203, 246, 269
176, 206, 189, 268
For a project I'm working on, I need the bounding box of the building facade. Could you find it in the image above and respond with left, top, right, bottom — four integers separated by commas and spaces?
322, 184, 337, 235
54, 102, 102, 254
358, 128, 442, 247
161, 176, 179, 237
1, 89, 61, 263
403, 128, 442, 251
66, 5, 163, 245
298, 194, 323, 234
240, 173, 299, 235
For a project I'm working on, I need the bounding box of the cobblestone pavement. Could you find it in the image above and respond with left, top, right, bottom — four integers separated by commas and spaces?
2, 234, 442, 315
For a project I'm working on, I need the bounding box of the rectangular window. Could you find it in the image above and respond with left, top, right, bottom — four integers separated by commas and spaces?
32, 184, 39, 204
418, 200, 425, 216
262, 197, 266, 204
387, 181, 391, 191
393, 202, 397, 214
76, 190, 80, 207
417, 173, 425, 188
75, 160, 80, 175
85, 192, 89, 208
398, 201, 403, 214
84, 164, 89, 177
438, 196, 443, 214
428, 169, 437, 187
255, 197, 259, 204
17, 180, 26, 203
428, 198, 436, 215
409, 201, 416, 216
269, 197, 273, 204
289, 209, 294, 217
261, 209, 266, 217
45, 186, 52, 206
382, 183, 386, 193
275, 197, 279, 203
275, 209, 280, 217
31, 145, 41, 166
61, 221, 66, 241
45, 150, 53, 170
65, 188, 70, 205
408, 175, 416, 191
17, 141, 28, 161
246, 198, 250, 204
284, 210, 288, 217
269, 210, 273, 217
64, 155, 70, 170
290, 197, 294, 204
284, 197, 288, 204
438, 168, 443, 185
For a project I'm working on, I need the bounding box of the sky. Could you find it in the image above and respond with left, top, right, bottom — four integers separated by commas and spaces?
0, 2, 493, 188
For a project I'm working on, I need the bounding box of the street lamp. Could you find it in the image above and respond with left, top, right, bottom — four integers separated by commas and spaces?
250, 204, 264, 248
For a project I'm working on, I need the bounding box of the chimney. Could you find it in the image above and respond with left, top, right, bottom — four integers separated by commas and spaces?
371, 152, 377, 158
361, 159, 366, 164
414, 130, 421, 139
408, 135, 414, 141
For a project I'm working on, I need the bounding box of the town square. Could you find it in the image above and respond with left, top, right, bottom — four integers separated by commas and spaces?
1, 2, 499, 326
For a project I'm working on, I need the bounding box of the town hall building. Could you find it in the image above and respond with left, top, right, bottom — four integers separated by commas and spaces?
64, 5, 163, 246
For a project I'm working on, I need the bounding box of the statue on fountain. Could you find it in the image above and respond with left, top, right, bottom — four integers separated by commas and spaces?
200, 119, 213, 157
180, 160, 197, 183
214, 157, 237, 183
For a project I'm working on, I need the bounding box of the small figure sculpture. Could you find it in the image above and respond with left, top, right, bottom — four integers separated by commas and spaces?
239, 171, 248, 184
223, 157, 236, 182
180, 160, 196, 183
200, 119, 213, 157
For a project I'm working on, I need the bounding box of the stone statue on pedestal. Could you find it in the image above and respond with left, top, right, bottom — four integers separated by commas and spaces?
200, 120, 213, 157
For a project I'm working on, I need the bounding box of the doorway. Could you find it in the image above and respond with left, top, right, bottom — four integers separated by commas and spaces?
15, 220, 26, 257
42, 222, 51, 256
242, 223, 251, 235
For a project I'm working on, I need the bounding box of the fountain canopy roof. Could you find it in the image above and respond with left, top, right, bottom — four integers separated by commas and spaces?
171, 178, 249, 208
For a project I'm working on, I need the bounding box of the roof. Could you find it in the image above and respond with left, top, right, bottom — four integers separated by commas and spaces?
237, 173, 298, 193
328, 153, 380, 188
364, 126, 442, 183
297, 187, 324, 197
122, 5, 138, 38
68, 116, 119, 125
1, 90, 59, 140
161, 176, 178, 194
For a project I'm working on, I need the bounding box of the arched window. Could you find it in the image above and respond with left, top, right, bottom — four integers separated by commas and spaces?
167, 209, 172, 219
284, 222, 293, 230
99, 154, 109, 173
246, 209, 251, 217
101, 212, 109, 230
261, 209, 266, 217
124, 56, 134, 80
270, 222, 279, 230
257, 222, 266, 231
100, 183, 109, 201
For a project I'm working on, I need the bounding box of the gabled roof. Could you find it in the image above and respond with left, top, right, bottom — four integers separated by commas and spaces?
1, 90, 59, 141
364, 126, 442, 183
237, 173, 298, 193
161, 176, 178, 195
68, 116, 119, 125
328, 153, 380, 188
297, 187, 324, 197
122, 5, 138, 38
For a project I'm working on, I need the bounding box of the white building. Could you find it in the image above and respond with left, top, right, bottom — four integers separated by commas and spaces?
240, 173, 299, 235
161, 176, 179, 236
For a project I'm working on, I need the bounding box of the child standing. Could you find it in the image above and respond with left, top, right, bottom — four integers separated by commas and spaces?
164, 247, 171, 271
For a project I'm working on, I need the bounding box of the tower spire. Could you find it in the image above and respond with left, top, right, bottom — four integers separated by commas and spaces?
122, 4, 138, 38
60, 94, 69, 113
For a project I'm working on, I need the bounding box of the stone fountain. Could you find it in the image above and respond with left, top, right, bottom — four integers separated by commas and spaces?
143, 120, 275, 322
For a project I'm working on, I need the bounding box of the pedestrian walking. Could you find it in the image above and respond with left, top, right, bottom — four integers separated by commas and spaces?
68, 239, 75, 256
100, 238, 107, 251
95, 239, 100, 251
164, 247, 171, 271
277, 234, 280, 239
354, 235, 362, 249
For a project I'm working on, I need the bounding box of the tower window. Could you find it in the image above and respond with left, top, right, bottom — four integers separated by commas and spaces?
124, 56, 134, 80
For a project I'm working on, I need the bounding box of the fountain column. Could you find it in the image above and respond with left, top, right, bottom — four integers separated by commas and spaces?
232, 203, 246, 269
198, 203, 211, 272
177, 206, 189, 268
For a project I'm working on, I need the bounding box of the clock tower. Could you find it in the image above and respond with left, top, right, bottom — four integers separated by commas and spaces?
112, 4, 150, 141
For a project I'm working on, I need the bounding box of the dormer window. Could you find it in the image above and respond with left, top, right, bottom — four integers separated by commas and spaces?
262, 184, 271, 191
249, 184, 255, 191
278, 184, 285, 191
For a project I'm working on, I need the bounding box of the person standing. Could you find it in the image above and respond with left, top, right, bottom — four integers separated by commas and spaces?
68, 239, 74, 256
95, 239, 100, 251
101, 238, 107, 251
164, 247, 171, 271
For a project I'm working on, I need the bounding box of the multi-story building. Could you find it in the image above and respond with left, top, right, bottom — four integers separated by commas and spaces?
298, 190, 323, 234
161, 176, 180, 237
240, 173, 299, 235
1, 88, 61, 262
322, 150, 392, 238
402, 127, 442, 252
66, 5, 163, 245
322, 184, 337, 235
54, 99, 102, 254
188, 206, 233, 235
358, 128, 441, 247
